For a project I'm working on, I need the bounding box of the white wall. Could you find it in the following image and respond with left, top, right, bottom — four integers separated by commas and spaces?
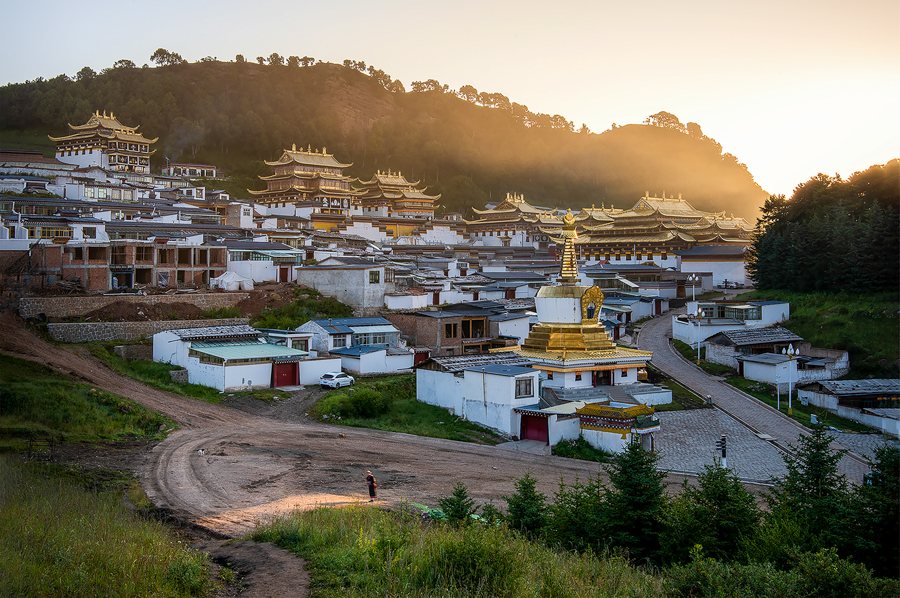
385, 294, 428, 310
742, 360, 794, 388
581, 427, 633, 452
491, 317, 530, 344
799, 390, 900, 437
548, 416, 581, 446
153, 330, 189, 366
299, 357, 343, 384
417, 369, 463, 412
385, 352, 414, 372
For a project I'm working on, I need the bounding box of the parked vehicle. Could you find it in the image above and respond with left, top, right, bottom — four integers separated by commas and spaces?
320, 372, 355, 388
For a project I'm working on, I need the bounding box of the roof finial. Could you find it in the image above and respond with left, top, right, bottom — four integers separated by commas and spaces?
323, 146, 326, 154
292, 143, 296, 151
307, 144, 312, 152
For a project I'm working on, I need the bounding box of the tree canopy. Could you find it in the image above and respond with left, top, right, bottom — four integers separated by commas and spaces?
1, 56, 769, 219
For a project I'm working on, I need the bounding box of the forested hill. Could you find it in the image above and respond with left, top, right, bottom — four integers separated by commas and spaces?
1, 58, 768, 219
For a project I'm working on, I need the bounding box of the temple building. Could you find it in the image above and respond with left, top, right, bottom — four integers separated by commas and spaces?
354, 170, 440, 218
49, 110, 157, 174
465, 192, 753, 260
464, 193, 559, 248
249, 145, 359, 215
573, 193, 754, 262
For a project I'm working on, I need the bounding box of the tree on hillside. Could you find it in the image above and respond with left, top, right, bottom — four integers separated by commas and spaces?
505, 472, 547, 538
150, 48, 186, 66
647, 111, 687, 133
113, 59, 136, 69
235, 54, 246, 63
267, 53, 284, 66
602, 439, 667, 565
287, 55, 300, 67
854, 445, 900, 578
75, 66, 96, 81
458, 84, 478, 102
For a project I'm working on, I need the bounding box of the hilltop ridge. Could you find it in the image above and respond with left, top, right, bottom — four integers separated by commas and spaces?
1, 59, 768, 219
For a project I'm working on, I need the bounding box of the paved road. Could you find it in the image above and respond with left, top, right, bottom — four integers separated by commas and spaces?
636, 306, 873, 484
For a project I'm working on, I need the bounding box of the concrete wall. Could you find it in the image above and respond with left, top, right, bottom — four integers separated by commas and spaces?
799, 390, 900, 437
296, 266, 387, 312
299, 357, 344, 385
50, 318, 249, 343
113, 344, 153, 361
549, 416, 581, 446
581, 427, 633, 453
19, 293, 249, 319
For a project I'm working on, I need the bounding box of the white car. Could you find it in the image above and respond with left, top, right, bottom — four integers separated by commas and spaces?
320, 372, 355, 389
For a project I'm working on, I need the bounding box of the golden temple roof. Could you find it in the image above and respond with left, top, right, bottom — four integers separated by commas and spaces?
49, 110, 157, 144
265, 144, 353, 168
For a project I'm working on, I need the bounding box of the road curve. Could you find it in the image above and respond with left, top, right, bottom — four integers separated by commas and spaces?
636, 307, 869, 482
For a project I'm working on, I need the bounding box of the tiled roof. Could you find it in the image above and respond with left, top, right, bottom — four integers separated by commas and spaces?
167, 325, 259, 341
818, 379, 900, 396
716, 328, 803, 346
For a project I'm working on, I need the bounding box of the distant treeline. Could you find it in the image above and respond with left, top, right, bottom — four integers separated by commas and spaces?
0, 53, 767, 219
747, 161, 899, 293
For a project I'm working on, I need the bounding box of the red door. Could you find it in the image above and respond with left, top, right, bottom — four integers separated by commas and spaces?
273, 362, 297, 387
279, 266, 289, 282
520, 414, 549, 443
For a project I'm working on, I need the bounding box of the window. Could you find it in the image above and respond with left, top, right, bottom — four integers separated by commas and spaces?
515, 378, 533, 398
83, 227, 96, 239
621, 368, 629, 377
333, 335, 347, 348
135, 246, 152, 261
575, 371, 582, 381
546, 371, 553, 380
369, 270, 380, 284
444, 323, 457, 339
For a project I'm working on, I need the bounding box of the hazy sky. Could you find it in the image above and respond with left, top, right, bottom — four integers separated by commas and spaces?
2, 0, 897, 201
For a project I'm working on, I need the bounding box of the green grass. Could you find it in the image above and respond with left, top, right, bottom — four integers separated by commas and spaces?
313, 375, 504, 444
746, 290, 899, 379
251, 504, 663, 598
200, 306, 241, 319
88, 342, 291, 404
0, 457, 212, 598
725, 377, 872, 432
0, 355, 174, 451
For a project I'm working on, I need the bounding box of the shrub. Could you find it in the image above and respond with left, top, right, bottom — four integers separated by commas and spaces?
505, 472, 547, 538
439, 481, 477, 527
553, 435, 614, 463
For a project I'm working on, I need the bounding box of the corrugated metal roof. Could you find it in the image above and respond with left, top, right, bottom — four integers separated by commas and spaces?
350, 325, 399, 334
465, 364, 535, 377
193, 343, 308, 360
818, 379, 900, 396
330, 346, 385, 356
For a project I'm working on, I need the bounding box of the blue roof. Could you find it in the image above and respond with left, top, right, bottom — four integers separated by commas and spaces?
464, 364, 535, 377
330, 345, 385, 356
310, 317, 393, 327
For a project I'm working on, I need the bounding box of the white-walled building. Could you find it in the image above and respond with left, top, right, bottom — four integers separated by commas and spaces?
151, 324, 324, 391
296, 262, 393, 313
673, 300, 791, 348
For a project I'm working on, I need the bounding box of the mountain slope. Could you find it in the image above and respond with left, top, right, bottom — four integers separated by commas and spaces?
0, 61, 768, 219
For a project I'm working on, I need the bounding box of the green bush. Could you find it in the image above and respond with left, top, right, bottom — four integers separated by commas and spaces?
439, 481, 478, 527
200, 306, 240, 319
553, 435, 614, 463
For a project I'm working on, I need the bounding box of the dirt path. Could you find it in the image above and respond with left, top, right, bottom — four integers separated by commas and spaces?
1, 311, 769, 596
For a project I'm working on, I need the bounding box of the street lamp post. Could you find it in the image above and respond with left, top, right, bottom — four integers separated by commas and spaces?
782, 344, 800, 415
686, 273, 700, 301
695, 306, 703, 365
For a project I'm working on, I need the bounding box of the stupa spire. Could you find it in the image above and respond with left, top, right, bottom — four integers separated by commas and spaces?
556, 210, 580, 285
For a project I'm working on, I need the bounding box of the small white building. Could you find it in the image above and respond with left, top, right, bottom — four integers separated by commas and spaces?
489, 312, 531, 345
225, 240, 303, 283
673, 300, 791, 348
330, 345, 415, 375
798, 379, 900, 437
296, 317, 402, 355
152, 324, 336, 390
296, 262, 393, 313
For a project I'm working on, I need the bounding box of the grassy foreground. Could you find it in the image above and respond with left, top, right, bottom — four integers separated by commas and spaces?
313, 375, 504, 444
252, 504, 663, 598
0, 457, 211, 598
0, 354, 174, 451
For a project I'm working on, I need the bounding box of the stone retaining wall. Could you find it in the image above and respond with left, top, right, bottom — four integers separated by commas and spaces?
113, 344, 153, 361
47, 318, 250, 343
18, 293, 250, 320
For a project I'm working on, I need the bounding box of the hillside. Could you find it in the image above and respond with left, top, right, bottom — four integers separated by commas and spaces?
0, 60, 768, 219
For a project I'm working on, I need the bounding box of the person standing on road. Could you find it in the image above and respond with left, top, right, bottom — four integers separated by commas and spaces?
366, 470, 377, 501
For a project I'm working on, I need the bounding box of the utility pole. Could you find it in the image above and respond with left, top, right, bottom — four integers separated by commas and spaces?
715, 434, 727, 469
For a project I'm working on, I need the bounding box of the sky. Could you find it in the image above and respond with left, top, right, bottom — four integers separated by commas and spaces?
2, 0, 897, 203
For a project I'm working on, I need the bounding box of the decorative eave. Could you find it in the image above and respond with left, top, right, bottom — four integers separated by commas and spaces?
264, 144, 352, 168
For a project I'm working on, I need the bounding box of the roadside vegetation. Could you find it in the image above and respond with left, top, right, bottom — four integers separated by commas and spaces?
552, 435, 614, 462
87, 342, 290, 405
746, 289, 899, 379
725, 377, 871, 432
255, 434, 899, 596
0, 354, 174, 452
313, 374, 504, 444
0, 457, 213, 598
